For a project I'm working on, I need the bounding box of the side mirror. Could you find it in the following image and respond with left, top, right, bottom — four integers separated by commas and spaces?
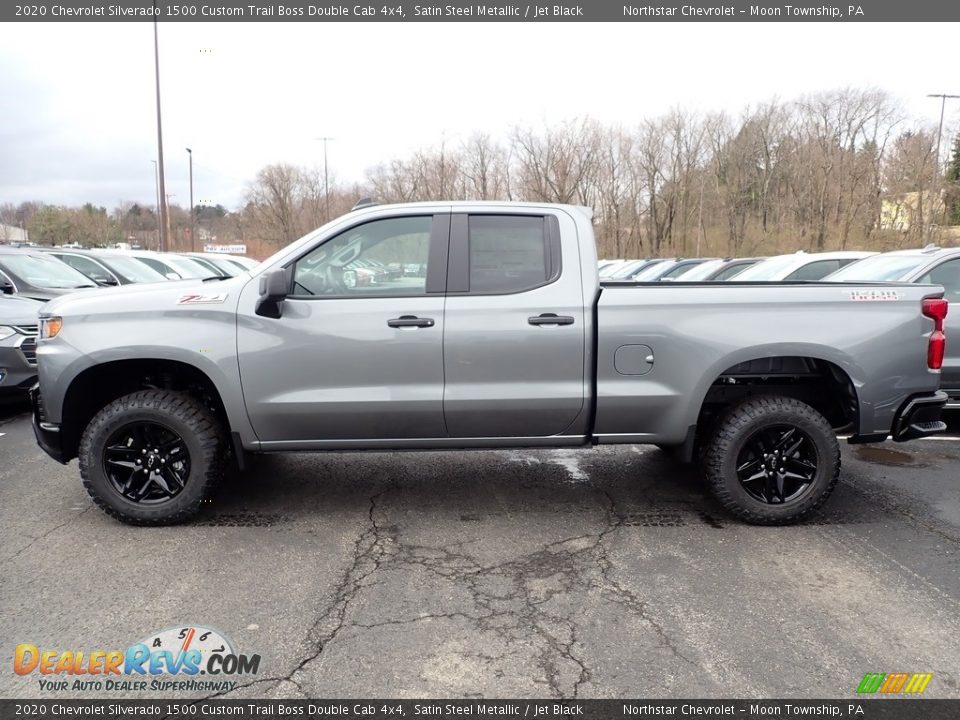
256, 268, 289, 319
97, 276, 119, 286
0, 280, 13, 295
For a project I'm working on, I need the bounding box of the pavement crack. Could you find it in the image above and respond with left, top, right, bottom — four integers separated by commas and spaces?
0, 504, 94, 566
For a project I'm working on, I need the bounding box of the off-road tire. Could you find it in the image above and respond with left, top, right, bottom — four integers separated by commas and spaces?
703, 395, 840, 525
79, 390, 226, 526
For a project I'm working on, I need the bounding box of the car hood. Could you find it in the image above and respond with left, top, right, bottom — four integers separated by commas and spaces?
40, 276, 249, 317
0, 295, 46, 325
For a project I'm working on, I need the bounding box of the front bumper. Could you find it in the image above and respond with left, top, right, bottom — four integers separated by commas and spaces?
891, 390, 948, 441
0, 343, 37, 395
29, 384, 68, 464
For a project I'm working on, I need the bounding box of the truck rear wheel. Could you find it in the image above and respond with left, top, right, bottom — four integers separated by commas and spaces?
702, 395, 840, 525
78, 390, 226, 526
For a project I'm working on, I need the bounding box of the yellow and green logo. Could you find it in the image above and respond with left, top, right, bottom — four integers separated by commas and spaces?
857, 673, 933, 694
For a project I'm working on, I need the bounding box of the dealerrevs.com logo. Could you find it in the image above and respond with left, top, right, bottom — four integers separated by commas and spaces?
14, 625, 260, 694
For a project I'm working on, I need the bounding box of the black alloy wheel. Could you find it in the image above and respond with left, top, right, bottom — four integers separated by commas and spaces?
103, 421, 191, 504
734, 424, 818, 505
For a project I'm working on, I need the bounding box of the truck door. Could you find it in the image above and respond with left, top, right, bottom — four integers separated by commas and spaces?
441, 212, 587, 438
237, 213, 450, 444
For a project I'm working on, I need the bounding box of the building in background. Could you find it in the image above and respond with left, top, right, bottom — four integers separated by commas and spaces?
0, 223, 29, 244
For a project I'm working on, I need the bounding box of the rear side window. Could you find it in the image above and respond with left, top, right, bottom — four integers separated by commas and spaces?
786, 260, 842, 281
467, 215, 557, 294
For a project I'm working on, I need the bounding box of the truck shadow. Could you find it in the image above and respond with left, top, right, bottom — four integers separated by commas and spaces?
192, 445, 876, 530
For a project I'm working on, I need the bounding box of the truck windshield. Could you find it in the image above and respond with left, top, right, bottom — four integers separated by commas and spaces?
824, 254, 928, 282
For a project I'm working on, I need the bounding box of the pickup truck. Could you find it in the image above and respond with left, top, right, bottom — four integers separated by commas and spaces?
30, 201, 948, 527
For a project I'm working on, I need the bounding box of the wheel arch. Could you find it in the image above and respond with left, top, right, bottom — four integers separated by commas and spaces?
680, 347, 863, 462
59, 358, 235, 463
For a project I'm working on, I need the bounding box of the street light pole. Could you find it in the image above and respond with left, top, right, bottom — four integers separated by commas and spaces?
927, 94, 960, 174
927, 94, 960, 233
153, 12, 169, 252
315, 136, 334, 220
150, 160, 161, 250
186, 148, 195, 252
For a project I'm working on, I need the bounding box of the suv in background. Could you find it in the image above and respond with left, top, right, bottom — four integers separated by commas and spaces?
0, 247, 97, 301
0, 294, 43, 397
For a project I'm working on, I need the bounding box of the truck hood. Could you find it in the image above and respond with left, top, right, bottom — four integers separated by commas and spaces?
39, 275, 250, 317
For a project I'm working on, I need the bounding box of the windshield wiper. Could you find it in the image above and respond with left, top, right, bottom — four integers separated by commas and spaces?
202, 275, 231, 282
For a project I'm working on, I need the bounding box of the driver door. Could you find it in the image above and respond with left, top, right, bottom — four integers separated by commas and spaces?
237, 213, 449, 445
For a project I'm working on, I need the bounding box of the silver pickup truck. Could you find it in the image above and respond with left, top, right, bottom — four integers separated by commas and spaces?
30, 202, 948, 526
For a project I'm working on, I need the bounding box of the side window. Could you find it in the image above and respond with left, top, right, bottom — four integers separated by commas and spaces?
58, 254, 114, 284
468, 215, 555, 294
918, 259, 960, 299
291, 216, 432, 298
786, 260, 841, 281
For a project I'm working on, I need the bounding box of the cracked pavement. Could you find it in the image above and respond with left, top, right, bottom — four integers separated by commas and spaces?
1, 401, 958, 699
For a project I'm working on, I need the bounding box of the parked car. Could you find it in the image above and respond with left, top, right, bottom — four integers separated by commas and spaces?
219, 255, 260, 272
177, 254, 232, 278
0, 247, 97, 301
603, 258, 667, 279
0, 294, 43, 397
30, 201, 946, 528
41, 248, 167, 286
124, 251, 214, 280
182, 252, 255, 277
597, 259, 624, 273
630, 258, 717, 282
824, 245, 960, 404
728, 251, 876, 282
672, 257, 763, 282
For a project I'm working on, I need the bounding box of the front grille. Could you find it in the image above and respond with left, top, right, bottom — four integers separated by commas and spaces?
13, 325, 38, 336
19, 336, 37, 366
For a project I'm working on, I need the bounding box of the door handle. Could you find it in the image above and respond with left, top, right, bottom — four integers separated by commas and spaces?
528, 313, 575, 326
387, 315, 435, 328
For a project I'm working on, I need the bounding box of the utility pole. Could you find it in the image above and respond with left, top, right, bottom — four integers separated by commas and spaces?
186, 148, 195, 251
315, 136, 334, 220
927, 94, 960, 232
153, 13, 169, 251
150, 160, 161, 250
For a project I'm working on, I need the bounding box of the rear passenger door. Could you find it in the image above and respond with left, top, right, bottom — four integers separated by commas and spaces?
442, 212, 587, 438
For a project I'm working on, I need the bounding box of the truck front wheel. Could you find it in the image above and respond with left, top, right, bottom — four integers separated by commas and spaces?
78, 390, 226, 526
702, 395, 840, 525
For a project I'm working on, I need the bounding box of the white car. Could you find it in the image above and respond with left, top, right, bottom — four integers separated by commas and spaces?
728, 251, 876, 282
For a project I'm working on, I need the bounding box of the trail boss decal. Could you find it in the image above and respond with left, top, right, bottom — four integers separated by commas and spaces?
844, 289, 904, 302
177, 293, 228, 305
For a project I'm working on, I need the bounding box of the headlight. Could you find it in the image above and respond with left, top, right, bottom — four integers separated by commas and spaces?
0, 326, 15, 341
40, 316, 63, 339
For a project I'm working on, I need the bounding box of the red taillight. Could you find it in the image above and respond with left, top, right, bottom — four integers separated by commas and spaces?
929, 331, 946, 369
923, 297, 948, 370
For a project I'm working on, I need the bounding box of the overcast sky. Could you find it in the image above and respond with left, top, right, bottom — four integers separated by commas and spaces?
1, 21, 957, 212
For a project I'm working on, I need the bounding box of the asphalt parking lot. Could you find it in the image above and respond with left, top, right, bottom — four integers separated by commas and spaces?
0, 399, 957, 700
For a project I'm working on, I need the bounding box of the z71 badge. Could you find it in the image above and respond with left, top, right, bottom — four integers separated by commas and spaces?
177, 293, 228, 305
845, 289, 904, 302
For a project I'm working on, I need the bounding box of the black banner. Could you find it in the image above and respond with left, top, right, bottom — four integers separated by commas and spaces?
4, 0, 960, 23
1, 700, 959, 720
